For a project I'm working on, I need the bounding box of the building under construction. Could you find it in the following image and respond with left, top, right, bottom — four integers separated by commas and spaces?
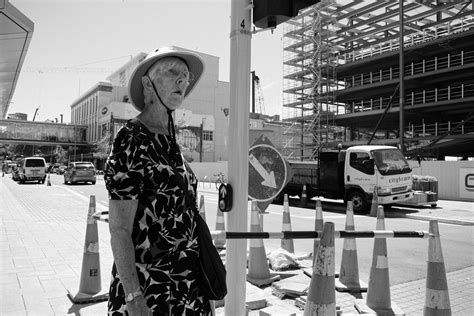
281, 0, 474, 161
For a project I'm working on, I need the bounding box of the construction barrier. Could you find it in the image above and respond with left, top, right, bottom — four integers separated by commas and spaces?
281, 194, 295, 253
213, 230, 430, 240
355, 205, 404, 315
335, 201, 367, 293
199, 194, 206, 221
214, 206, 226, 250
67, 195, 109, 304
247, 201, 280, 287
304, 222, 336, 315
370, 185, 378, 217
300, 184, 308, 208
424, 220, 451, 316
312, 198, 324, 266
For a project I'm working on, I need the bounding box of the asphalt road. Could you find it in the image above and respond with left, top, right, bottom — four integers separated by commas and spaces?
45, 173, 473, 287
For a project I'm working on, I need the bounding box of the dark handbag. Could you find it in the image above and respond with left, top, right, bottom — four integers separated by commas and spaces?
195, 213, 227, 300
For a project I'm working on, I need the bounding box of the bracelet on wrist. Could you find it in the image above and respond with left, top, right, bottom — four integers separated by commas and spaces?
125, 290, 143, 303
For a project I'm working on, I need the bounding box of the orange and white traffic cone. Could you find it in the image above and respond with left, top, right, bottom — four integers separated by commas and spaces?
370, 186, 378, 217
424, 220, 451, 316
247, 201, 279, 287
312, 198, 324, 267
46, 174, 51, 186
300, 184, 308, 208
214, 206, 226, 250
336, 201, 367, 292
304, 222, 336, 316
281, 194, 295, 253
67, 195, 108, 303
199, 195, 206, 221
355, 205, 403, 315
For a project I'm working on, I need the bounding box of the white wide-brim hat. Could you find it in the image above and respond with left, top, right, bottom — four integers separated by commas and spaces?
128, 46, 205, 111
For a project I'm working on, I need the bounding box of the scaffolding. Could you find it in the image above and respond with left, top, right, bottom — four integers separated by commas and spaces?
282, 0, 474, 160
282, 0, 340, 160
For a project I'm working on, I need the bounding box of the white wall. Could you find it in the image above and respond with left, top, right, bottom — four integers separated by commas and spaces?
409, 160, 474, 201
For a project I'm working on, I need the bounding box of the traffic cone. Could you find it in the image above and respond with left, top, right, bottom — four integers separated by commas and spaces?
199, 195, 206, 221
247, 201, 279, 287
424, 220, 451, 316
370, 186, 378, 217
300, 184, 308, 208
67, 195, 108, 303
312, 198, 324, 267
304, 222, 336, 316
355, 205, 403, 315
46, 174, 51, 186
214, 207, 226, 250
281, 194, 295, 253
335, 201, 367, 292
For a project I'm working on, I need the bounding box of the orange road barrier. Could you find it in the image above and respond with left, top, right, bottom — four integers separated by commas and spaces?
46, 174, 51, 186
199, 195, 206, 221
355, 205, 404, 315
304, 222, 336, 315
281, 194, 295, 253
336, 201, 367, 293
247, 201, 279, 287
370, 186, 378, 217
312, 198, 324, 266
300, 184, 308, 208
67, 195, 108, 304
424, 220, 451, 316
214, 206, 226, 250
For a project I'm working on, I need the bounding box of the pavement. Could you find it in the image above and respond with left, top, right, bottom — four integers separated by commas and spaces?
1, 175, 473, 315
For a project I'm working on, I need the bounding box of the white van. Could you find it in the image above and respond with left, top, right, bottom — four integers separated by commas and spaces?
18, 157, 47, 184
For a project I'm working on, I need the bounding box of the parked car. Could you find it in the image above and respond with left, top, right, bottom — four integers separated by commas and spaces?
64, 161, 96, 185
18, 157, 47, 184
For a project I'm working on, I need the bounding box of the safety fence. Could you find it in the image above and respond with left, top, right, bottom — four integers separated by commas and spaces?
77, 194, 450, 315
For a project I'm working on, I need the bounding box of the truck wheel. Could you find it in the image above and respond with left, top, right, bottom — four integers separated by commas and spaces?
348, 190, 368, 214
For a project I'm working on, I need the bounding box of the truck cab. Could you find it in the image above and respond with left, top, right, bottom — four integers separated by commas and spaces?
340, 146, 413, 212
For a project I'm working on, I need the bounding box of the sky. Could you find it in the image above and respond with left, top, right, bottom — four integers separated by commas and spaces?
9, 0, 285, 123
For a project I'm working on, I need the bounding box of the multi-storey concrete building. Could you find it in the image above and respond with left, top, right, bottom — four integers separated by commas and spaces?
282, 0, 474, 160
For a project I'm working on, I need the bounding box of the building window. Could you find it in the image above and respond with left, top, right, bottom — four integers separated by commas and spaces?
203, 130, 213, 141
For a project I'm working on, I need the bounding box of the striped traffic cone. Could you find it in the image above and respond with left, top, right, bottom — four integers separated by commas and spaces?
370, 186, 378, 217
355, 205, 403, 315
281, 194, 295, 253
300, 184, 308, 208
312, 198, 324, 267
199, 195, 206, 221
336, 201, 367, 292
67, 195, 108, 303
247, 201, 279, 287
304, 222, 336, 316
214, 207, 226, 250
424, 220, 451, 316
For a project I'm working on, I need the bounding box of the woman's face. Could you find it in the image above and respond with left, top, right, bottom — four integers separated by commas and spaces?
148, 57, 191, 110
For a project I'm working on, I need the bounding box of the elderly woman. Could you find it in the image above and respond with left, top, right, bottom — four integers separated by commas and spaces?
105, 47, 211, 315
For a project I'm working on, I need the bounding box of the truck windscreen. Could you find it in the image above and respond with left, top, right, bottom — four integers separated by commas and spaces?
372, 149, 411, 176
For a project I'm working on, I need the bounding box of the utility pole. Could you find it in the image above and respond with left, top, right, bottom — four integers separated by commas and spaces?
227, 0, 251, 314
399, 1, 405, 154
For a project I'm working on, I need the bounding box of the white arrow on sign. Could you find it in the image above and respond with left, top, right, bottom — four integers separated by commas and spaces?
249, 153, 277, 188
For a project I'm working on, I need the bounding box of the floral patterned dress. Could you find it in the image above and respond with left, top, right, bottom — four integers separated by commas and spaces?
105, 119, 211, 315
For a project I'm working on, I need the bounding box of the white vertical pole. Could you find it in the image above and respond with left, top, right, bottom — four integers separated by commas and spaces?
227, 0, 251, 315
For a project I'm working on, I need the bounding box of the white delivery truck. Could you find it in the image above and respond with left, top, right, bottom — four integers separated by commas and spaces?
278, 145, 413, 213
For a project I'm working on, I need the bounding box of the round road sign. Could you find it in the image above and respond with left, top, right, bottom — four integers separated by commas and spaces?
248, 143, 287, 202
